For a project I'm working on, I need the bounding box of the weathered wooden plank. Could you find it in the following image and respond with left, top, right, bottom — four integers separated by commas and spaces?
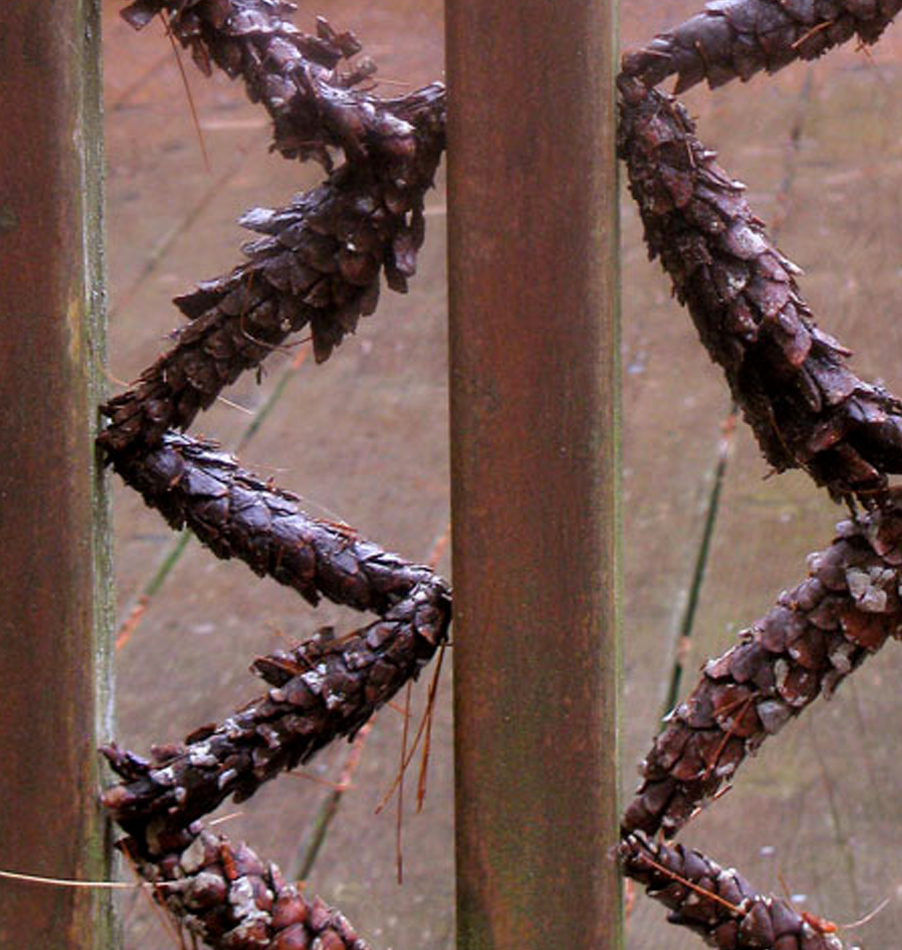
0, 1, 115, 947
446, 4, 620, 950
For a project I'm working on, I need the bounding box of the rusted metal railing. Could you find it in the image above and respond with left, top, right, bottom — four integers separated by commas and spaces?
0, 1, 115, 946
446, 4, 621, 949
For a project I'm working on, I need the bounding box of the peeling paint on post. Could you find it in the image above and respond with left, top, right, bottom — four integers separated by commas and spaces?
0, 1, 116, 947
446, 3, 620, 950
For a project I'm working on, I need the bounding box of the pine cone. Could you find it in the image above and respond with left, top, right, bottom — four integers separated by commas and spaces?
119, 0, 446, 169
101, 136, 443, 456
622, 493, 902, 839
101, 430, 450, 835
105, 431, 450, 616
122, 821, 374, 950
622, 0, 902, 94
618, 76, 902, 500
104, 0, 446, 457
620, 833, 847, 949
103, 600, 448, 835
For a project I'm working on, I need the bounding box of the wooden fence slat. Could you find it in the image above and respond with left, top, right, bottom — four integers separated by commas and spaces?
446, 3, 621, 949
0, 1, 114, 946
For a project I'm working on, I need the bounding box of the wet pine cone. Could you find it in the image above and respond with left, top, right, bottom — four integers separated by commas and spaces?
619, 76, 902, 501
101, 145, 443, 456
620, 833, 847, 949
123, 821, 374, 950
623, 492, 902, 838
622, 0, 902, 94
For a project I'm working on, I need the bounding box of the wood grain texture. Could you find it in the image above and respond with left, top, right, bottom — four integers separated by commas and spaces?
446, 3, 620, 949
0, 0, 115, 946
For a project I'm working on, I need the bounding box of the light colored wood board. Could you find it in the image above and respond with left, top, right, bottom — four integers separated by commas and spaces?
672, 55, 902, 950
618, 123, 742, 950
102, 0, 183, 103
620, 0, 707, 51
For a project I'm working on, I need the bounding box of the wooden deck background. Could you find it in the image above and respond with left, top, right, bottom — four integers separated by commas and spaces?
104, 0, 902, 946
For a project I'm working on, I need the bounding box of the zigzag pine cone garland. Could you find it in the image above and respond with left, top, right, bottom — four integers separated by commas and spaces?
101, 2, 451, 946
617, 3, 902, 946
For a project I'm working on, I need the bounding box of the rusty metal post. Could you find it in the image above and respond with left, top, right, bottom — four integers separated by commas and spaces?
446, 4, 620, 950
0, 1, 116, 947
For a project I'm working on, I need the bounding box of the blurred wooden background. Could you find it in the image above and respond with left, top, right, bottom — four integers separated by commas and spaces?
103, 0, 902, 946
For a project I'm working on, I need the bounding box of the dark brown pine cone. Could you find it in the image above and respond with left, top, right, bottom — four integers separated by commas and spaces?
101, 430, 450, 835
622, 492, 902, 839
101, 132, 444, 456
119, 0, 446, 170
618, 76, 902, 501
620, 833, 848, 949
123, 821, 374, 950
105, 431, 451, 616
103, 600, 448, 835
105, 0, 446, 457
622, 0, 902, 94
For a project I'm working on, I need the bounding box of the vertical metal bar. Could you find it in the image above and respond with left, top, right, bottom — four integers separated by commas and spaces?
446, 4, 620, 950
0, 1, 115, 947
